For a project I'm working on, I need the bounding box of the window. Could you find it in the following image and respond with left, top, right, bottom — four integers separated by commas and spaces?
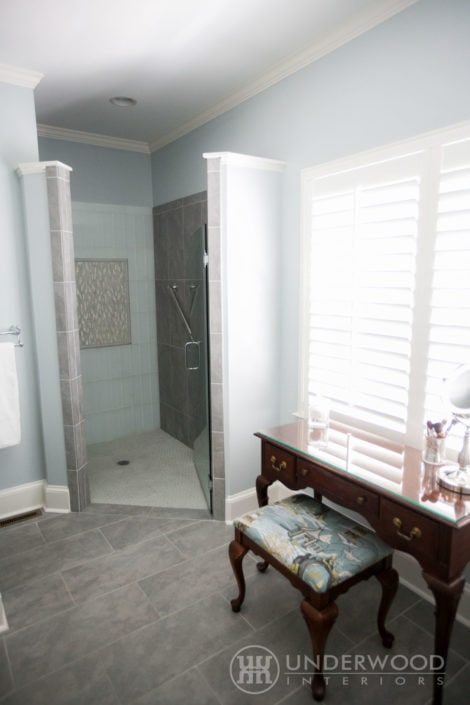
300, 121, 470, 454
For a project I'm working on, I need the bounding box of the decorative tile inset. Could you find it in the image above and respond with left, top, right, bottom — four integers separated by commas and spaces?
76, 259, 131, 348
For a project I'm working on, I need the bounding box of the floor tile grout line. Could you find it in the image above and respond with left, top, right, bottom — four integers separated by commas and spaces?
2, 520, 48, 549
1, 637, 16, 697
97, 526, 120, 553
57, 535, 231, 607
21, 595, 218, 700
273, 682, 308, 705
216, 586, 302, 635
161, 517, 207, 536
143, 584, 233, 621
442, 658, 470, 686
4, 579, 160, 643
58, 570, 79, 608
1, 581, 162, 700
1, 576, 79, 636
195, 664, 226, 705
6, 584, 248, 700
145, 585, 256, 631
390, 590, 425, 618
104, 668, 125, 705
0, 527, 113, 577
350, 608, 449, 659
132, 580, 161, 620
36, 514, 140, 545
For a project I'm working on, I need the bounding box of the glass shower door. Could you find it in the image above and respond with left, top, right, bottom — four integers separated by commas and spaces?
190, 225, 212, 511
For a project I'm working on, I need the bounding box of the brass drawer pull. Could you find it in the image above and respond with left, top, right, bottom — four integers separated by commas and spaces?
393, 517, 422, 541
356, 496, 365, 505
299, 467, 309, 478
270, 455, 287, 473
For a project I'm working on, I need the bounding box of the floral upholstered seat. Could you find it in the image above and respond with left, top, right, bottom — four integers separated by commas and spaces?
234, 493, 392, 593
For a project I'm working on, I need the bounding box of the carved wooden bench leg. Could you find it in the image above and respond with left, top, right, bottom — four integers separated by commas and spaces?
375, 565, 399, 648
301, 599, 339, 702
229, 539, 249, 612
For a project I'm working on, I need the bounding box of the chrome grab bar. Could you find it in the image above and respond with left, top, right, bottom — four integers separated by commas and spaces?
168, 285, 201, 370
168, 285, 193, 339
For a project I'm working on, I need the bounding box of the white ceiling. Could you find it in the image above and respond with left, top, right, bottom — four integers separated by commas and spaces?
0, 0, 417, 151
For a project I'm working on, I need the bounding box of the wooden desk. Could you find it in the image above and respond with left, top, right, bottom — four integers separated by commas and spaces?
255, 421, 470, 705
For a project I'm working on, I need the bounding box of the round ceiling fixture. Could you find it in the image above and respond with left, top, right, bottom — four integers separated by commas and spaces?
109, 96, 137, 107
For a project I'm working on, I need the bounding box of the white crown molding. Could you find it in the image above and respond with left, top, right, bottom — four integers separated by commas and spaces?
32, 0, 416, 154
16, 160, 73, 176
203, 152, 285, 172
0, 63, 43, 88
37, 124, 151, 154
150, 0, 418, 152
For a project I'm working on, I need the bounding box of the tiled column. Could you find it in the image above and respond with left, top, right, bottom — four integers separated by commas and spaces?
46, 163, 89, 511
205, 158, 225, 521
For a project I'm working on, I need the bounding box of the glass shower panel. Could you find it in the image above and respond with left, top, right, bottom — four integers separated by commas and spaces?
190, 225, 212, 510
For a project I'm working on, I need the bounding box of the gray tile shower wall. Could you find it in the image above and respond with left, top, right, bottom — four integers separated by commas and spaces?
153, 192, 208, 448
46, 164, 89, 511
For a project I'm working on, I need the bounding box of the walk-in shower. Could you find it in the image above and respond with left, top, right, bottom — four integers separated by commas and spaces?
72, 191, 211, 512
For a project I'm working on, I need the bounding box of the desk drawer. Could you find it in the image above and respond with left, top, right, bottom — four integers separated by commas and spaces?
262, 443, 296, 486
380, 498, 438, 556
296, 460, 379, 520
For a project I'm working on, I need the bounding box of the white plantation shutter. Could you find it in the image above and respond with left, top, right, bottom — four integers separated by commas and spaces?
424, 137, 470, 452
301, 123, 470, 456
307, 153, 421, 440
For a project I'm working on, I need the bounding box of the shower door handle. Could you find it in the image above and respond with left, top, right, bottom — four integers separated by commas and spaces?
185, 341, 201, 370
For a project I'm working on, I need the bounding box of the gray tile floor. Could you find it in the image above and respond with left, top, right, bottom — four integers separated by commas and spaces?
0, 504, 468, 705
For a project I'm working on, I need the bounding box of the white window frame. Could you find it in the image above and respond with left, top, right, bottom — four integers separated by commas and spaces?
299, 119, 470, 450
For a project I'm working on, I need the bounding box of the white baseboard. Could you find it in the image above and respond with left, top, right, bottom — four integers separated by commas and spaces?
225, 487, 259, 523
225, 485, 470, 626
394, 550, 470, 628
44, 484, 71, 513
0, 480, 70, 520
224, 481, 297, 522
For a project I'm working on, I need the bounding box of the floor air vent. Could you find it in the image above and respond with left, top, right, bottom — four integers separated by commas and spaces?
0, 509, 43, 528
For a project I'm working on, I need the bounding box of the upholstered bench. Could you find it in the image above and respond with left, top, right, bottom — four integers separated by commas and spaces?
229, 493, 398, 701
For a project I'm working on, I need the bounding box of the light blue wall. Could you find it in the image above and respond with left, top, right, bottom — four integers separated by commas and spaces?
150, 0, 470, 422
0, 82, 46, 490
38, 138, 153, 207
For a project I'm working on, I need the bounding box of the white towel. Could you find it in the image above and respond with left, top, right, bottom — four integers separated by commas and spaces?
0, 342, 21, 449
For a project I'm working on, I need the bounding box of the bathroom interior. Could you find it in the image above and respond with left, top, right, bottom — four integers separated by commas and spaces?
73, 191, 212, 513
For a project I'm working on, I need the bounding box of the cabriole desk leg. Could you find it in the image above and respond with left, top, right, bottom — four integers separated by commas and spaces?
422, 572, 466, 705
256, 474, 272, 507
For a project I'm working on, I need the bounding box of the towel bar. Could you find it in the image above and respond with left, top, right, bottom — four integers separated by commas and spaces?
0, 325, 23, 347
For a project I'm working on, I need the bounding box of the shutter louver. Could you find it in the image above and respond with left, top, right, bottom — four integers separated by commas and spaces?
308, 159, 420, 440
302, 125, 470, 470
424, 138, 470, 451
